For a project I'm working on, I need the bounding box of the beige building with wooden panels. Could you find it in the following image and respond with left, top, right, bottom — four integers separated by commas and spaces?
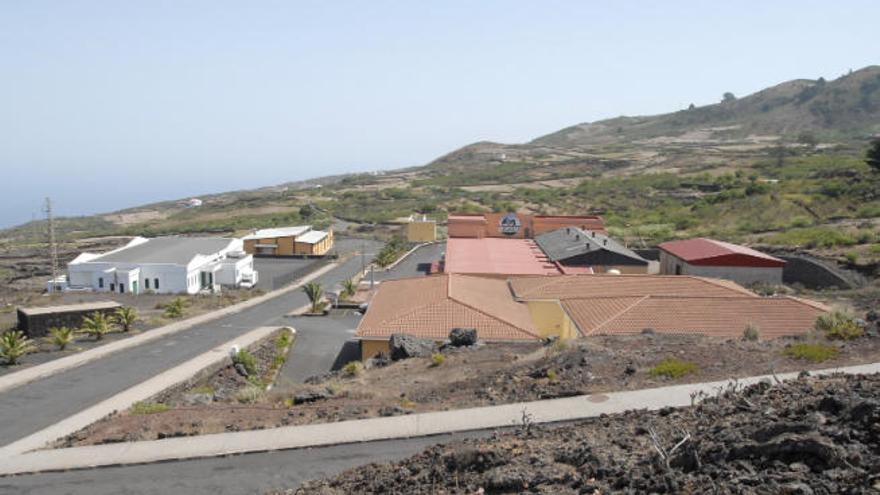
242, 226, 334, 257
405, 215, 437, 242
447, 213, 606, 239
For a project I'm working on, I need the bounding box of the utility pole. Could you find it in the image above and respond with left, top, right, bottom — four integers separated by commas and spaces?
44, 197, 60, 292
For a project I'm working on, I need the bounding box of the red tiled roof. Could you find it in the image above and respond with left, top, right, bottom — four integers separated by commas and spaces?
356, 274, 540, 341
445, 238, 561, 276
563, 296, 828, 339
658, 238, 785, 267
509, 274, 756, 300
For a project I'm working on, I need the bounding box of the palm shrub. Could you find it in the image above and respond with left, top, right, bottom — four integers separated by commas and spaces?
340, 278, 357, 301
50, 326, 75, 350
81, 311, 113, 340
0, 330, 36, 365
163, 297, 187, 319
302, 282, 327, 313
114, 306, 138, 332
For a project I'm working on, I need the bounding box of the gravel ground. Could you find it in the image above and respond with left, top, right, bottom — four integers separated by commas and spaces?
61, 332, 880, 447
291, 372, 880, 494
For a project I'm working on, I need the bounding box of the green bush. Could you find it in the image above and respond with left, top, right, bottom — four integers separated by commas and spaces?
50, 326, 75, 350
430, 353, 445, 367
163, 297, 187, 319
0, 330, 36, 365
81, 311, 113, 340
742, 323, 760, 342
342, 361, 363, 377
546, 368, 558, 381
235, 384, 265, 404
233, 349, 258, 376
815, 311, 864, 341
649, 358, 699, 379
114, 306, 138, 332
783, 343, 839, 363
131, 401, 170, 415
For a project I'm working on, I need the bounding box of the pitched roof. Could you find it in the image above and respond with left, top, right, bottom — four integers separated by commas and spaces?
509, 273, 756, 300
356, 274, 540, 341
658, 238, 785, 267
243, 226, 312, 240
534, 227, 647, 265
88, 237, 236, 265
563, 296, 828, 339
444, 238, 561, 276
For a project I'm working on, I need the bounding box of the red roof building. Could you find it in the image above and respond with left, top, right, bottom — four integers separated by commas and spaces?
443, 237, 561, 276
658, 238, 786, 287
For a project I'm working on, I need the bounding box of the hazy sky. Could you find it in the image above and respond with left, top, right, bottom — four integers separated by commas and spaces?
1, 1, 877, 228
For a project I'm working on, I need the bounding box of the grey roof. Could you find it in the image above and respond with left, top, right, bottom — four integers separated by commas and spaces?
535, 227, 648, 265
91, 237, 235, 265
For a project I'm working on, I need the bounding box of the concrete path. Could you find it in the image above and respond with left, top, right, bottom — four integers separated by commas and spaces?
0, 241, 381, 450
3, 361, 878, 476
0, 326, 286, 457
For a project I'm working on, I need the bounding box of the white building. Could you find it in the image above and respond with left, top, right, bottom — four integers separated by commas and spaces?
65, 237, 258, 295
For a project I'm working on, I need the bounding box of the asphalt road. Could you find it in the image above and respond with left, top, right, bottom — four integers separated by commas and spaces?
0, 239, 381, 448
0, 431, 491, 495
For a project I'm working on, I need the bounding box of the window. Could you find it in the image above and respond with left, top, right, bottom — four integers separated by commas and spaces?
98, 277, 104, 289
119, 284, 125, 294
154, 278, 160, 290
145, 278, 150, 289
110, 283, 115, 291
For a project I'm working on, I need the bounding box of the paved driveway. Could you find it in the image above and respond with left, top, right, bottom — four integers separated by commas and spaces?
0, 240, 381, 448
278, 313, 362, 384
372, 242, 445, 282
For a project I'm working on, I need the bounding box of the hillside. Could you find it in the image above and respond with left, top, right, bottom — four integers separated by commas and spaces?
2, 66, 879, 296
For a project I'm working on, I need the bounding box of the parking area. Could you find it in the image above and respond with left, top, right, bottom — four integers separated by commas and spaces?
373, 242, 445, 282
253, 257, 321, 291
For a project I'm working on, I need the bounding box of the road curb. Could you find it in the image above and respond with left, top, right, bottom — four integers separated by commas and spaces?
2, 361, 878, 475
0, 263, 338, 395
0, 326, 288, 457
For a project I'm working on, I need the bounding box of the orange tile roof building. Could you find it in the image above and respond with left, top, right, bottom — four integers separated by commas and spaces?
357, 274, 540, 359
447, 212, 605, 239
356, 273, 828, 360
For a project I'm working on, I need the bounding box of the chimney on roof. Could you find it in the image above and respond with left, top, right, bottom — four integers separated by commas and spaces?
603, 239, 607, 246
575, 234, 580, 240
566, 227, 570, 234
592, 231, 596, 238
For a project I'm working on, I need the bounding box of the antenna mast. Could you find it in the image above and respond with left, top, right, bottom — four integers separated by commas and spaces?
44, 197, 60, 292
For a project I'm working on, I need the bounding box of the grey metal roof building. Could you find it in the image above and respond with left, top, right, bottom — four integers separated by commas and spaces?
92, 237, 236, 265
535, 227, 648, 267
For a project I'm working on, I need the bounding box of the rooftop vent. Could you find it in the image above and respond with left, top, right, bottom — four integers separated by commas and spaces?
603, 239, 607, 246
592, 231, 596, 238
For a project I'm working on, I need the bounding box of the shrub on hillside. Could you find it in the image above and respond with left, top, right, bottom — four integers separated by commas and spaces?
742, 323, 760, 342
783, 343, 839, 363
816, 311, 864, 341
649, 358, 699, 379
233, 349, 258, 376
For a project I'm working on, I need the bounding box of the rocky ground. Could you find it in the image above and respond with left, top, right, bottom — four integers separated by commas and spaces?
61, 328, 880, 447
290, 372, 880, 494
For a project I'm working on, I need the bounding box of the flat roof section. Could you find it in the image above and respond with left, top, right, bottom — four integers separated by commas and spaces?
243, 226, 312, 240
91, 237, 235, 265
444, 238, 561, 276
18, 301, 122, 316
